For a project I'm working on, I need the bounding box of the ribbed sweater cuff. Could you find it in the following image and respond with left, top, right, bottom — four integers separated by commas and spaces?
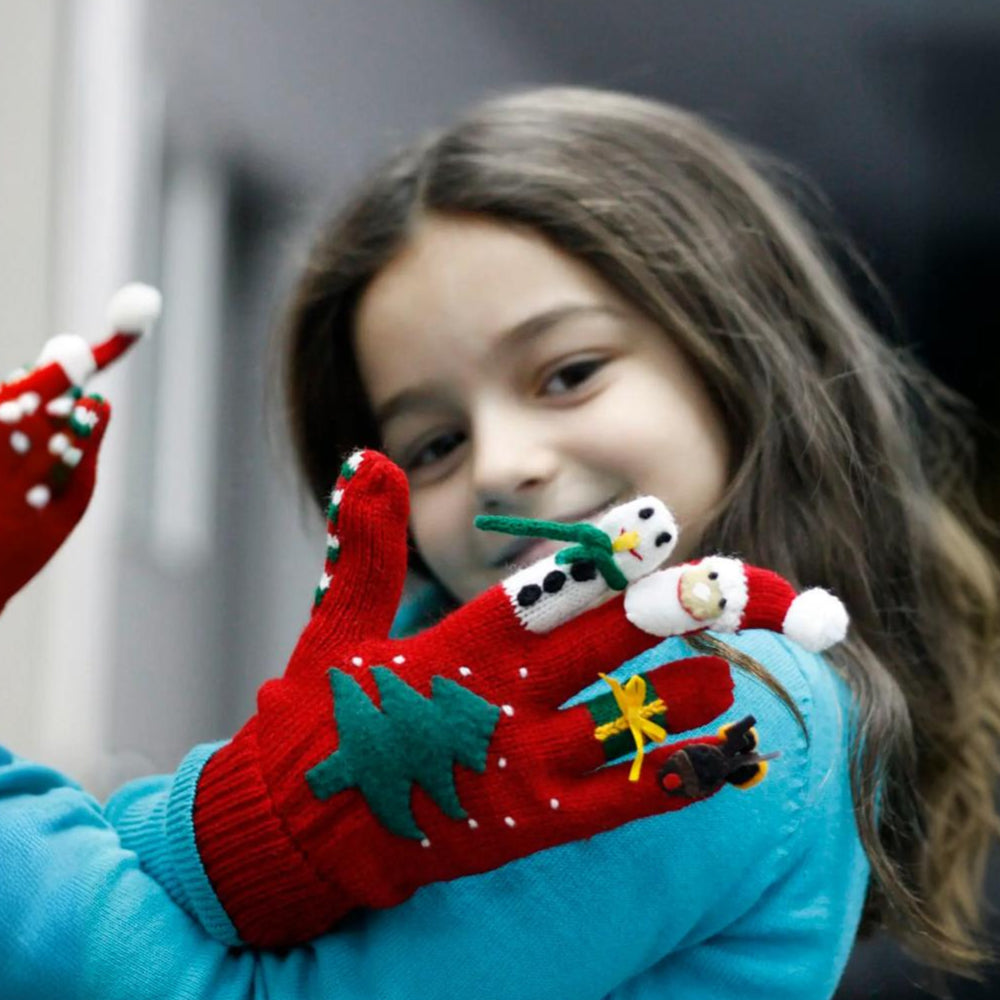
165, 741, 244, 946
191, 722, 337, 948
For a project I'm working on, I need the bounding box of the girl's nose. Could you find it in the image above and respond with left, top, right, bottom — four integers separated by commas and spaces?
470, 410, 559, 513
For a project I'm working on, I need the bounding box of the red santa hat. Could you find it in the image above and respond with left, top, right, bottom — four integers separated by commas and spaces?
738, 565, 848, 653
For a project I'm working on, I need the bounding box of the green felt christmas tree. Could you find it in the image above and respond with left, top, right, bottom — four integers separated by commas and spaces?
306, 665, 502, 839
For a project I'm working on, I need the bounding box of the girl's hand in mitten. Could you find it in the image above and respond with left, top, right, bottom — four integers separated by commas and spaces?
191, 450, 742, 948
0, 284, 160, 611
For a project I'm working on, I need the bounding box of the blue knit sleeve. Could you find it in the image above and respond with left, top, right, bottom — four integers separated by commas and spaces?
0, 630, 868, 1000
0, 749, 257, 1000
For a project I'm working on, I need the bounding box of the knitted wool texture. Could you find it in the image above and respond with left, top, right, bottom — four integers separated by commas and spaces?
0, 372, 109, 611
0, 284, 156, 611
193, 450, 740, 948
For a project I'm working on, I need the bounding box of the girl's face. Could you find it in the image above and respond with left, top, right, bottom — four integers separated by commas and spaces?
354, 213, 731, 603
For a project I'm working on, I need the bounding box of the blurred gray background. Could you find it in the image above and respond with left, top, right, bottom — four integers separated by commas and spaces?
1, 1, 997, 996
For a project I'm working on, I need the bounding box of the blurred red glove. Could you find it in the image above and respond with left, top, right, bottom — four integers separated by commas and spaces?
0, 284, 159, 611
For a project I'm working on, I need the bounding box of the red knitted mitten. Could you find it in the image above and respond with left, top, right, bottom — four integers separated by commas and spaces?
0, 284, 160, 611
193, 450, 743, 947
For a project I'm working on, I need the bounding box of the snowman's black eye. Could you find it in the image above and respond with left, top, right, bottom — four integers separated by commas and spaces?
708, 571, 718, 580
639, 507, 654, 520
655, 532, 673, 546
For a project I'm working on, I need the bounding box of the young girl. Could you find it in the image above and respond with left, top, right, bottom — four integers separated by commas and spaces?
1, 86, 997, 999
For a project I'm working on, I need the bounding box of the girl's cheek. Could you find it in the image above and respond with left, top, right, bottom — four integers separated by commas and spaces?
409, 496, 465, 580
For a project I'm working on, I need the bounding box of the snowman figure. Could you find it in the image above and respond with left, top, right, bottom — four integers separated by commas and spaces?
479, 502, 849, 653
477, 496, 679, 634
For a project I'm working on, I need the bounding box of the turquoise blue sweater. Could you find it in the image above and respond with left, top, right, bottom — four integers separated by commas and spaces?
0, 626, 868, 999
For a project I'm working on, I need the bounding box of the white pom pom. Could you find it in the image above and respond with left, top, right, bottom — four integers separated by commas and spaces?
35, 333, 96, 386
781, 588, 849, 653
107, 283, 162, 336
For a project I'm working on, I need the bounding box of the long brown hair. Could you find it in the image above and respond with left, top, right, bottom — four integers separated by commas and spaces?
273, 87, 1000, 976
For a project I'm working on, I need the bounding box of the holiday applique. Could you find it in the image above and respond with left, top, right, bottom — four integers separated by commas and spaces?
186, 448, 849, 947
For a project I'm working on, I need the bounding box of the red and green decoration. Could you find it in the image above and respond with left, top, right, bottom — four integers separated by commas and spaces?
1, 284, 159, 612
189, 449, 800, 949
313, 453, 363, 607
475, 513, 631, 590
306, 665, 501, 839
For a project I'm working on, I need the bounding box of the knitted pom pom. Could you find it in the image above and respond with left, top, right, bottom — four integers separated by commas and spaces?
35, 333, 96, 386
781, 588, 849, 653
107, 282, 162, 335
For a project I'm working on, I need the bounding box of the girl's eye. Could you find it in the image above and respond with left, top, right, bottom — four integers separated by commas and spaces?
541, 358, 606, 396
405, 429, 466, 471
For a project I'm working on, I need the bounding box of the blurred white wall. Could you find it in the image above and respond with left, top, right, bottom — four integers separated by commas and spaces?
0, 0, 62, 762
0, 0, 155, 792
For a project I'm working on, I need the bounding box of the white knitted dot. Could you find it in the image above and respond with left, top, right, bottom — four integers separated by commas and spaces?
332, 489, 344, 506
458, 666, 471, 677
72, 408, 99, 430
420, 838, 431, 848
46, 396, 74, 418
468, 818, 479, 830
498, 757, 507, 769
18, 392, 40, 415
504, 816, 516, 828
10, 431, 30, 454
550, 799, 560, 810
48, 433, 70, 455
0, 401, 22, 424
326, 533, 340, 550
26, 485, 50, 509
393, 655, 405, 664
319, 572, 332, 589
501, 704, 514, 717
518, 667, 528, 678
62, 446, 83, 468
346, 451, 364, 471
351, 656, 363, 667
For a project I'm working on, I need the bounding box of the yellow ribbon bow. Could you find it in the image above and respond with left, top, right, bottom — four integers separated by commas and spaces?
598, 673, 668, 782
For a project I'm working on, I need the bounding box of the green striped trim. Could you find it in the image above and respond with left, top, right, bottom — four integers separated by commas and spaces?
68, 411, 94, 437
